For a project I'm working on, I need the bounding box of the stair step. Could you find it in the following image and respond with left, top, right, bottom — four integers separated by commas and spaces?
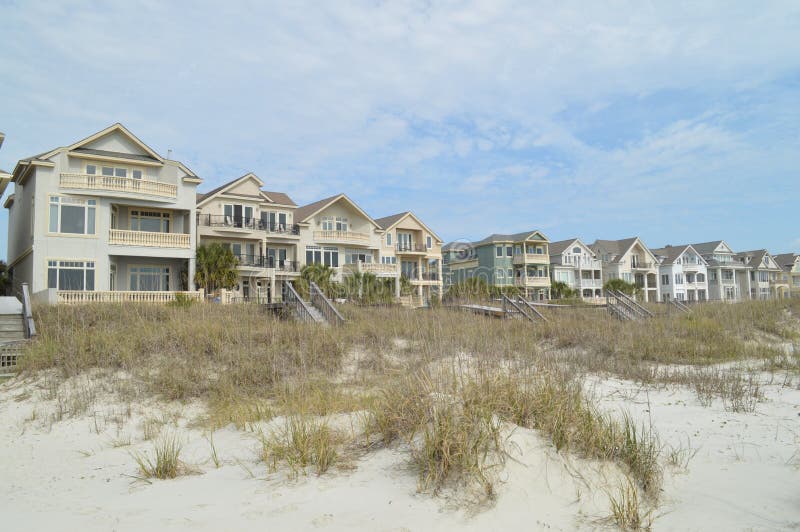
0, 331, 26, 341
0, 322, 24, 332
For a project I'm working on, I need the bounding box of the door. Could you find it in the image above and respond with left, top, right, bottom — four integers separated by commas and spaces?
279, 248, 287, 269
233, 205, 243, 228
278, 213, 287, 231
242, 280, 250, 300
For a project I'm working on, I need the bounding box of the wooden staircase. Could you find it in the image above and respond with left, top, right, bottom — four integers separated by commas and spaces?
605, 290, 652, 321
281, 282, 345, 326
1, 283, 36, 375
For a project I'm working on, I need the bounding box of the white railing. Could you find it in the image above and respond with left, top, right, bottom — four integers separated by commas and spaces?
515, 276, 550, 286
343, 262, 398, 275
513, 253, 549, 264
558, 256, 602, 269
57, 290, 203, 304
313, 230, 371, 244
109, 229, 190, 248
60, 173, 177, 198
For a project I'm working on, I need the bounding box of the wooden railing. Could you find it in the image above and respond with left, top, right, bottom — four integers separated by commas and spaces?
513, 253, 550, 264
60, 173, 177, 198
343, 262, 398, 275
109, 229, 190, 248
283, 282, 319, 323
20, 283, 36, 338
313, 230, 371, 244
310, 281, 345, 326
57, 290, 203, 304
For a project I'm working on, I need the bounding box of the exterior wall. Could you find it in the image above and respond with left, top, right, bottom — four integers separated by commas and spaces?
381, 215, 443, 301
593, 240, 660, 302
658, 250, 708, 302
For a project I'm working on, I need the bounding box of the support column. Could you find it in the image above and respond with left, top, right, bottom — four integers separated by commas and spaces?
188, 257, 196, 292
643, 273, 649, 302
718, 268, 723, 300
395, 273, 401, 298
744, 269, 751, 300
270, 276, 276, 304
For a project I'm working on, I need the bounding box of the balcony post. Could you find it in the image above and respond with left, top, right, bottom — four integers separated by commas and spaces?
395, 274, 401, 298
270, 276, 277, 304
188, 256, 196, 291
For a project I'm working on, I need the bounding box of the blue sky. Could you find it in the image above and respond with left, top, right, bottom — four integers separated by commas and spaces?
1, 0, 799, 259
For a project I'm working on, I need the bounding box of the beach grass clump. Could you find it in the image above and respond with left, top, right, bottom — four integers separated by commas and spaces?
609, 477, 653, 530
131, 432, 186, 479
261, 416, 341, 478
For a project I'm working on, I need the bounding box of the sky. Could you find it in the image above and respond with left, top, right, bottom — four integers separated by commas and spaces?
1, 0, 799, 260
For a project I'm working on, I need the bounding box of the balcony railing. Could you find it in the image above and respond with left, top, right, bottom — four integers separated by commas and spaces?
343, 262, 398, 275
515, 276, 550, 286
396, 243, 427, 253
57, 290, 203, 304
513, 253, 549, 264
233, 254, 298, 272
557, 256, 602, 269
629, 261, 655, 269
198, 214, 300, 235
60, 173, 177, 198
314, 230, 371, 244
109, 229, 190, 248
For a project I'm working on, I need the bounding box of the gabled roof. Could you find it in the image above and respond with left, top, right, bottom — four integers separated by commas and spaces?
294, 193, 380, 228
651, 244, 706, 266
773, 253, 799, 271
374, 211, 443, 243
591, 237, 660, 264
549, 238, 594, 257
472, 230, 549, 247
691, 240, 733, 255
196, 173, 296, 207
60, 123, 164, 162
734, 249, 778, 270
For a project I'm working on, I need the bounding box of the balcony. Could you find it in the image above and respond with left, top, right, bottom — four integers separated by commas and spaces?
513, 253, 549, 265
408, 272, 440, 284
556, 256, 602, 269
109, 229, 190, 248
313, 230, 371, 245
233, 255, 298, 272
396, 243, 428, 254
629, 261, 655, 270
198, 215, 300, 236
60, 173, 177, 199
514, 275, 550, 287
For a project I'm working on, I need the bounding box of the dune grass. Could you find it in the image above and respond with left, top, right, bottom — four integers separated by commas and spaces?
17, 298, 800, 507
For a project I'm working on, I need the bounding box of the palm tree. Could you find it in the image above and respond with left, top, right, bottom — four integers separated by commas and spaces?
550, 281, 575, 299
300, 263, 336, 296
603, 278, 638, 296
195, 244, 238, 296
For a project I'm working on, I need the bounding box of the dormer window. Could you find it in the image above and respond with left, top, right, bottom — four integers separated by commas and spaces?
572, 247, 581, 254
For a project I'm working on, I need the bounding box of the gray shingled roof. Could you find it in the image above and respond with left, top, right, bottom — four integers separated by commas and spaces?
690, 241, 725, 255
773, 253, 798, 270
196, 175, 296, 206
293, 194, 343, 223
72, 147, 159, 162
591, 237, 639, 263
374, 212, 409, 230
472, 230, 547, 247
549, 238, 582, 256
651, 245, 692, 265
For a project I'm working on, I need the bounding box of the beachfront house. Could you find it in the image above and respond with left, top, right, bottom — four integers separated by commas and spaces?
549, 238, 603, 299
735, 250, 789, 300
445, 231, 551, 300
4, 124, 202, 303
374, 211, 443, 307
591, 237, 661, 302
195, 173, 300, 303
651, 245, 709, 302
690, 241, 750, 301
774, 253, 800, 298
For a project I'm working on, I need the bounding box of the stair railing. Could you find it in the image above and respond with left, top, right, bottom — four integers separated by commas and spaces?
612, 290, 652, 318
309, 282, 345, 325
284, 282, 317, 323
515, 297, 549, 322
20, 283, 36, 338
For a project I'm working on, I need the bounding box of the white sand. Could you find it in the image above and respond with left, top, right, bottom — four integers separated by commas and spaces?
1, 373, 798, 531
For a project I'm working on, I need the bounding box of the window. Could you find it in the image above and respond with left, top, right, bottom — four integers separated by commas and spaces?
130, 265, 170, 291
381, 256, 397, 265
697, 273, 705, 282
47, 260, 95, 291
507, 268, 513, 278
86, 164, 97, 175
722, 270, 734, 281
130, 211, 169, 232
496, 246, 502, 257
321, 216, 334, 231
386, 233, 392, 246
674, 274, 684, 285
497, 269, 505, 279
345, 249, 372, 264
661, 274, 669, 285
515, 245, 522, 255
49, 196, 96, 235
572, 247, 582, 254
305, 246, 338, 267
426, 236, 432, 249
132, 170, 142, 180
758, 271, 769, 282
335, 217, 348, 231
506, 246, 512, 257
